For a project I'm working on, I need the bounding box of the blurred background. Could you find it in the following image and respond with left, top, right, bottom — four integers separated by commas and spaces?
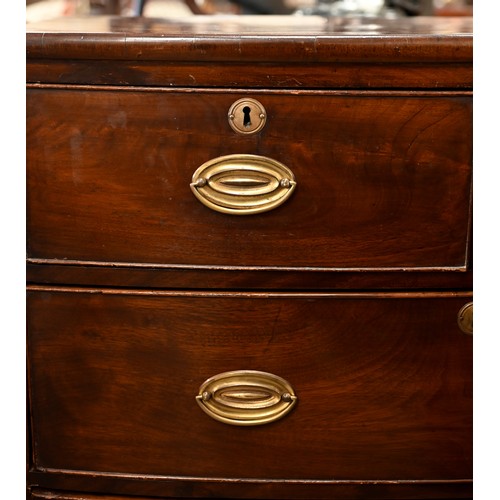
26, 0, 472, 23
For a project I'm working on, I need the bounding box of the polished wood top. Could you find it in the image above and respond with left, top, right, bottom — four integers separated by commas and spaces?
27, 15, 472, 63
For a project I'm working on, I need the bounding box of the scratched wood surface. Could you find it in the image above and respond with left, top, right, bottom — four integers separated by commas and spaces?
26, 15, 472, 88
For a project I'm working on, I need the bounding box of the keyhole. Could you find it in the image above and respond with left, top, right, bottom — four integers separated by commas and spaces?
228, 98, 266, 134
243, 106, 252, 128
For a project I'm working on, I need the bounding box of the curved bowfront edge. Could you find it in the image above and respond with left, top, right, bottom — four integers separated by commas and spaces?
26, 32, 473, 63
27, 469, 473, 500
26, 15, 472, 63
26, 16, 472, 88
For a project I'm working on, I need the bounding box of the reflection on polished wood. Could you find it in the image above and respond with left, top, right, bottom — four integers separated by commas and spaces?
26, 13, 472, 500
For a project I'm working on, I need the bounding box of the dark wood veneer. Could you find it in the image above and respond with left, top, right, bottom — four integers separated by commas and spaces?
27, 14, 472, 500
28, 288, 471, 482
26, 16, 472, 89
27, 88, 471, 272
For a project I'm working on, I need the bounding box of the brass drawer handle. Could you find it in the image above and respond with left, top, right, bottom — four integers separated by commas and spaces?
196, 370, 297, 426
457, 302, 473, 335
190, 154, 296, 215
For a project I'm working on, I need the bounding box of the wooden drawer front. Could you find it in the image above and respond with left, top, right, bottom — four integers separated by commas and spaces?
27, 288, 472, 482
27, 88, 472, 271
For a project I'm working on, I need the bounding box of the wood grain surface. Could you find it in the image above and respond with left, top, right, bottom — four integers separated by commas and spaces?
26, 15, 473, 500
27, 88, 472, 271
28, 288, 472, 483
26, 16, 472, 88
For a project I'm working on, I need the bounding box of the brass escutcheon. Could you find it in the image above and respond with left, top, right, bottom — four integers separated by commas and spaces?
196, 370, 297, 426
190, 154, 296, 215
457, 302, 473, 335
228, 98, 267, 134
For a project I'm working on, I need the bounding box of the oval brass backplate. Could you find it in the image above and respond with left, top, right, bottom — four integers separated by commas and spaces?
196, 370, 297, 426
190, 154, 296, 215
457, 302, 473, 335
228, 98, 266, 134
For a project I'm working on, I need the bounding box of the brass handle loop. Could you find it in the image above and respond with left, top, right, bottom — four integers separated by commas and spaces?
196, 370, 297, 426
190, 154, 296, 215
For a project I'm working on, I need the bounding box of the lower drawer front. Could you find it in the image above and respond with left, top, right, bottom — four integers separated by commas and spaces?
27, 289, 472, 482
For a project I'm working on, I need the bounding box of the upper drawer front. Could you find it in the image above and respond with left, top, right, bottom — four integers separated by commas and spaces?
27, 88, 472, 270
28, 289, 472, 482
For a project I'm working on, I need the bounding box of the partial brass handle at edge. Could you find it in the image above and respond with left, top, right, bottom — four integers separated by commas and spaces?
196, 370, 297, 426
190, 154, 296, 215
457, 302, 473, 335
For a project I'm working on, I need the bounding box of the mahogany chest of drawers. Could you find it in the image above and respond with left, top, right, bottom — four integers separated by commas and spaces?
26, 14, 473, 500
